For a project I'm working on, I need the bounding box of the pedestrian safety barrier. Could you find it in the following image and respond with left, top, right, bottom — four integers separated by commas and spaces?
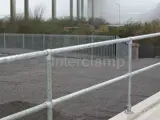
0, 32, 160, 120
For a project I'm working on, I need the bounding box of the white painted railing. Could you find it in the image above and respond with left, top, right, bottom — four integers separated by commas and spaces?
0, 32, 160, 120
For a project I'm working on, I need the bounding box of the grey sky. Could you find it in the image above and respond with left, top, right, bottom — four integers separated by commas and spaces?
0, 0, 160, 23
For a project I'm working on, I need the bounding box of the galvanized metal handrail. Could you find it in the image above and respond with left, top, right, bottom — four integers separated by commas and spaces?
0, 32, 160, 120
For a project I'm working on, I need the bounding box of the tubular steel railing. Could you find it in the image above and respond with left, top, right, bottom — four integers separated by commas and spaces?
0, 32, 160, 120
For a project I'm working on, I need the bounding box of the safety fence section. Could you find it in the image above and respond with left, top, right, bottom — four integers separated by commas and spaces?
0, 32, 160, 120
0, 34, 116, 50
0, 34, 128, 60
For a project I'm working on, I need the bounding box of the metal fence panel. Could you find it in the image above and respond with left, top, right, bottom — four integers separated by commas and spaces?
0, 34, 130, 61
0, 34, 4, 48
116, 42, 128, 60
4, 34, 23, 48
24, 34, 34, 49
0, 34, 129, 61
0, 33, 116, 49
0, 33, 119, 60
32, 34, 44, 50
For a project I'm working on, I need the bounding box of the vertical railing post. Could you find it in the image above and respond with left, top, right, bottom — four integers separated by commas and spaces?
46, 49, 53, 120
77, 35, 80, 57
64, 35, 66, 58
43, 34, 45, 50
126, 38, 133, 114
22, 34, 25, 49
91, 35, 94, 60
116, 37, 119, 60
32, 34, 33, 49
4, 33, 6, 48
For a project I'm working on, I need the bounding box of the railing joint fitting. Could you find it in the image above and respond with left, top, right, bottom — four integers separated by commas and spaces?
128, 37, 133, 45
46, 49, 52, 60
128, 72, 132, 77
46, 49, 52, 55
45, 101, 53, 109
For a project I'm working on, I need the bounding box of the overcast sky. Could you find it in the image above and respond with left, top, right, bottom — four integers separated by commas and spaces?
0, 0, 160, 23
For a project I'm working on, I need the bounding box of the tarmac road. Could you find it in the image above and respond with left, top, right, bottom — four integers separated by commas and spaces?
0, 49, 160, 120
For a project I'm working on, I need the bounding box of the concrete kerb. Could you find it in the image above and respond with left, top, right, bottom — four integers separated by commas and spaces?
109, 91, 160, 120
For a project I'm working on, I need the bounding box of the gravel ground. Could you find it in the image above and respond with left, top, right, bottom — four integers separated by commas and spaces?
0, 48, 160, 120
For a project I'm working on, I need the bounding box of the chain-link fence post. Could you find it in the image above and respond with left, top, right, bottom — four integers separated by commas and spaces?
43, 34, 45, 50
91, 35, 94, 60
32, 34, 34, 49
77, 35, 80, 57
4, 33, 6, 48
23, 34, 25, 49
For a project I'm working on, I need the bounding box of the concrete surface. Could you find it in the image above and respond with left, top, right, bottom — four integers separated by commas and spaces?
0, 48, 160, 120
136, 102, 160, 120
109, 91, 160, 120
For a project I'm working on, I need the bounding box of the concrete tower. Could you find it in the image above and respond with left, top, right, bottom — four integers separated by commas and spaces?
52, 0, 56, 19
24, 0, 29, 20
88, 0, 122, 23
70, 0, 73, 20
88, 0, 95, 19
91, 0, 94, 19
81, 0, 84, 18
10, 0, 16, 21
77, 0, 80, 19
